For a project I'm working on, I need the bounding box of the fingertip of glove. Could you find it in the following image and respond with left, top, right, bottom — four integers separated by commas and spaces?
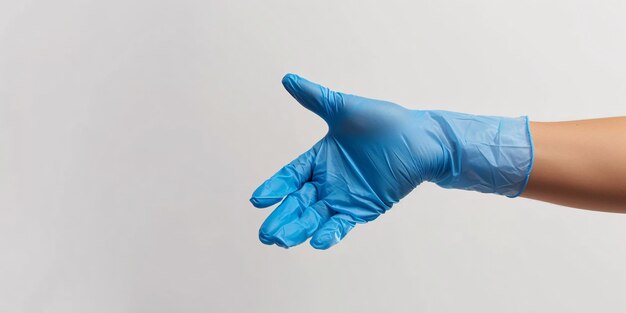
249, 196, 280, 208
259, 230, 291, 249
282, 73, 298, 84
258, 231, 274, 245
310, 233, 337, 250
273, 237, 292, 249
282, 73, 299, 94
249, 197, 263, 208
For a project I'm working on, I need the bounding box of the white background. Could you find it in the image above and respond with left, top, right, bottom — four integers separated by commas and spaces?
2, 1, 626, 312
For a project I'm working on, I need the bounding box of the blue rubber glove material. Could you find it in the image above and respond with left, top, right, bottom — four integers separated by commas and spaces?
251, 74, 534, 249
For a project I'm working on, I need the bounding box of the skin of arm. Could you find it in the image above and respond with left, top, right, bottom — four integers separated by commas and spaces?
522, 117, 626, 213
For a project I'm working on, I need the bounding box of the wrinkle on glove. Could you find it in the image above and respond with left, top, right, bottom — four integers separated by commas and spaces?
251, 73, 534, 249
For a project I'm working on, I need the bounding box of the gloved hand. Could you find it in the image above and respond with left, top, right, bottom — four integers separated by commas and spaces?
250, 74, 534, 249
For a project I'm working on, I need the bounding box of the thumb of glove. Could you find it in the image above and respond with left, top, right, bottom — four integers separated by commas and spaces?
282, 73, 342, 122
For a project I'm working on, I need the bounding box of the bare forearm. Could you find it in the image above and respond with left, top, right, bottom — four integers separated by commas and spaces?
522, 118, 626, 212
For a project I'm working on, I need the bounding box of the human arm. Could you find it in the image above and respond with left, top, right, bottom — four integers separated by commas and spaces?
522, 119, 626, 213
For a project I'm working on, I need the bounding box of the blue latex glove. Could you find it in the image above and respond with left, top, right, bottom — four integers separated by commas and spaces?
251, 74, 534, 249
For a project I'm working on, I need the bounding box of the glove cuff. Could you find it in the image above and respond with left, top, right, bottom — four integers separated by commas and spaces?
431, 111, 535, 197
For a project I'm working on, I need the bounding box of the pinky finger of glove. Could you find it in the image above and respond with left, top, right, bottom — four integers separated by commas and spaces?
309, 213, 357, 250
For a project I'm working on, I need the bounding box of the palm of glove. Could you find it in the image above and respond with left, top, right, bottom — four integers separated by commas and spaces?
250, 74, 446, 249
